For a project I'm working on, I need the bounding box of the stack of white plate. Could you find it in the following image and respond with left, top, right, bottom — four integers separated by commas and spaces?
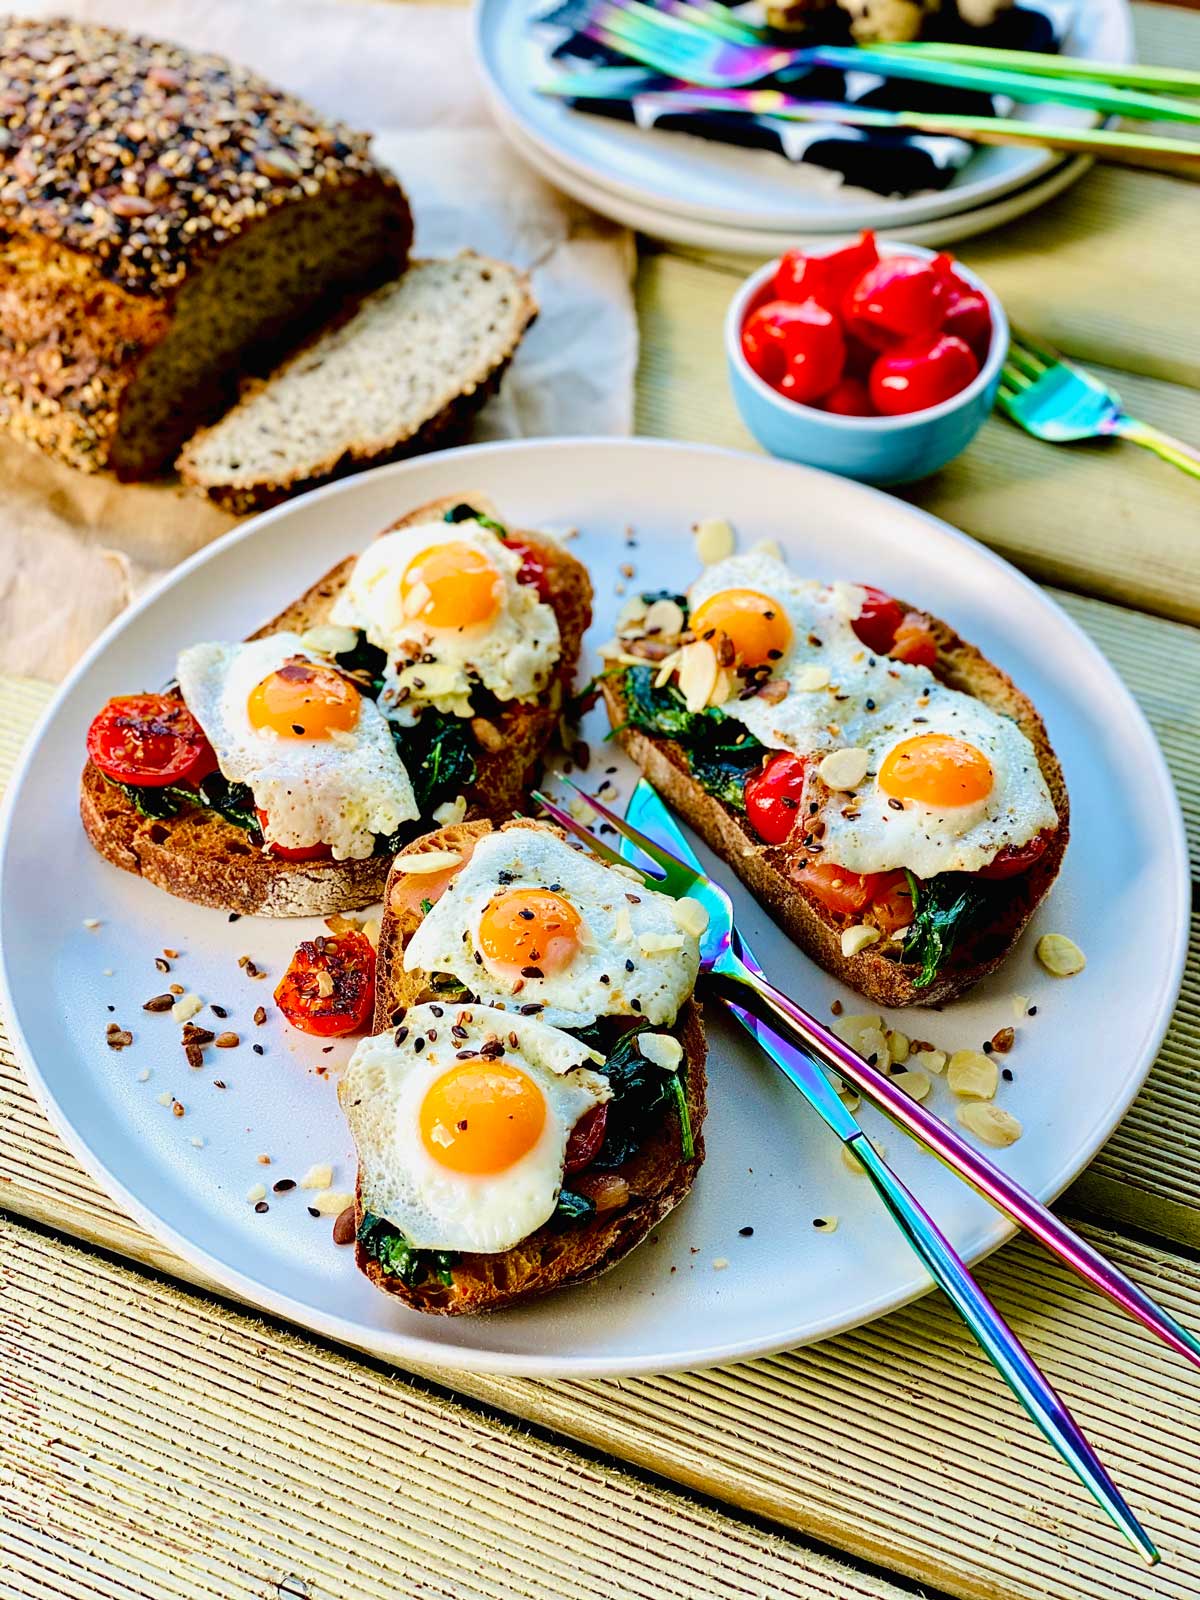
476, 0, 1133, 252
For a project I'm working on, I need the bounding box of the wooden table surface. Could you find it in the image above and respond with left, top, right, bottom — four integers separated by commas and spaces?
4, 5, 1200, 1598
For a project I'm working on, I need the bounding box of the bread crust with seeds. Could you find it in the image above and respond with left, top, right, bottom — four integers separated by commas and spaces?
345, 818, 707, 1315
0, 18, 412, 478
80, 496, 592, 916
604, 607, 1068, 1008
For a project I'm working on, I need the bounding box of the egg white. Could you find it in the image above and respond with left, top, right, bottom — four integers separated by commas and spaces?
329, 518, 561, 717
403, 826, 702, 1029
176, 632, 419, 861
689, 552, 1058, 877
340, 1005, 611, 1253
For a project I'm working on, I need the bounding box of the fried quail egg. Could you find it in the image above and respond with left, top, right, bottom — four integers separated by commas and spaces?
687, 552, 1058, 877
177, 632, 418, 860
329, 518, 561, 717
340, 1004, 611, 1253
403, 825, 704, 1029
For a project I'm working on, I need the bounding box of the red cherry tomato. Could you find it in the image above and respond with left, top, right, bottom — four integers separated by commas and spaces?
941, 288, 993, 362
869, 870, 917, 936
822, 377, 874, 417
851, 586, 905, 653
976, 830, 1054, 880
847, 256, 946, 348
778, 302, 845, 404
87, 693, 217, 788
274, 931, 376, 1037
794, 859, 883, 918
773, 231, 878, 315
254, 809, 333, 862
564, 1102, 609, 1174
889, 611, 939, 669
843, 332, 877, 380
869, 334, 979, 417
503, 535, 553, 601
742, 298, 844, 403
744, 751, 808, 845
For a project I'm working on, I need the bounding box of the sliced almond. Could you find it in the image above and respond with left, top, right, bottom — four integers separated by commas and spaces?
892, 1068, 932, 1103
856, 1026, 891, 1072
817, 747, 870, 791
886, 1030, 910, 1064
300, 1163, 334, 1191
1036, 933, 1085, 977
693, 517, 735, 565
958, 1102, 1023, 1147
299, 623, 359, 657
313, 969, 335, 999
841, 924, 881, 958
833, 1012, 883, 1053
750, 537, 782, 561
947, 1049, 998, 1100
653, 649, 682, 689
793, 664, 831, 692
639, 931, 685, 956
171, 993, 203, 1024
397, 849, 463, 875
672, 896, 709, 938
432, 795, 467, 827
616, 595, 650, 632
1011, 993, 1031, 1020
311, 1188, 356, 1217
677, 639, 719, 713
909, 1047, 947, 1075
642, 597, 686, 638
613, 906, 634, 944
638, 1032, 683, 1071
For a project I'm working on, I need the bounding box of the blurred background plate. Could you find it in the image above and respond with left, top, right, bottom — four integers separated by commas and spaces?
477, 0, 1131, 238
498, 109, 1093, 251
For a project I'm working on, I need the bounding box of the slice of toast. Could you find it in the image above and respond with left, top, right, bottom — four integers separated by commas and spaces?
177, 255, 536, 515
343, 817, 707, 1315
80, 496, 592, 917
604, 605, 1069, 1008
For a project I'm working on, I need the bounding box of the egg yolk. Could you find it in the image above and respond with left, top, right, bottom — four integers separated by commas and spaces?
246, 659, 360, 740
400, 541, 503, 630
420, 1061, 547, 1175
476, 888, 583, 977
690, 588, 792, 670
878, 734, 994, 808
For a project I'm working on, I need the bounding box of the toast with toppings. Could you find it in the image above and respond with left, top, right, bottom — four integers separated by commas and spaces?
339, 817, 707, 1315
80, 495, 591, 917
603, 567, 1068, 1008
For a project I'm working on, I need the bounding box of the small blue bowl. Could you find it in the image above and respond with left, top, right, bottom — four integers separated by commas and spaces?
725, 242, 1008, 487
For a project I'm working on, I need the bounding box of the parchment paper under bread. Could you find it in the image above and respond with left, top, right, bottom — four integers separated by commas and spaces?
0, 0, 637, 682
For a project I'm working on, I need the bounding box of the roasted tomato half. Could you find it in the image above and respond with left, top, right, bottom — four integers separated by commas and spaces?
503, 535, 553, 601
87, 693, 217, 788
274, 931, 376, 1037
851, 586, 906, 655
254, 809, 332, 863
564, 1102, 609, 1174
976, 830, 1054, 880
793, 859, 883, 917
745, 751, 808, 845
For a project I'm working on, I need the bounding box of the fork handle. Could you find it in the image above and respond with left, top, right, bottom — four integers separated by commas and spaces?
716, 961, 1200, 1373
1110, 416, 1200, 481
847, 1134, 1156, 1563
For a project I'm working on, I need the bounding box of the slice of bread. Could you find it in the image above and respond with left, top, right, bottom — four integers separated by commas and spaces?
604, 605, 1069, 1008
177, 254, 536, 514
345, 817, 707, 1315
80, 495, 592, 917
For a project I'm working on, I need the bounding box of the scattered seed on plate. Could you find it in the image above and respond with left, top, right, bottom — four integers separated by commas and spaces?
105, 1025, 133, 1050
257, 1154, 271, 1166
211, 1004, 228, 1019
82, 918, 102, 930
215, 1032, 239, 1049
143, 993, 174, 1013
171, 1101, 185, 1118
813, 1216, 839, 1233
254, 1201, 270, 1215
712, 1257, 729, 1271
137, 1069, 151, 1083
253, 1006, 267, 1026
190, 1136, 204, 1149
272, 1178, 296, 1194
155, 957, 170, 973
738, 1226, 754, 1237
332, 1206, 357, 1246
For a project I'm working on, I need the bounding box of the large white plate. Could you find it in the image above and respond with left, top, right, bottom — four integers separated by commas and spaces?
0, 439, 1187, 1378
499, 109, 1093, 252
477, 0, 1132, 238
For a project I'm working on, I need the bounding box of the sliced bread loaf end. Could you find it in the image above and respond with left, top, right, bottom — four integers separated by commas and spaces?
177, 253, 536, 514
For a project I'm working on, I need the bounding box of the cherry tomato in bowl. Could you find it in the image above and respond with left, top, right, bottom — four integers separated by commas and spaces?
274, 931, 376, 1037
726, 237, 1007, 485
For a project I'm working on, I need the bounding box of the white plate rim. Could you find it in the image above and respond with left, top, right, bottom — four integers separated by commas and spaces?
495, 106, 1094, 252
476, 0, 1132, 235
0, 436, 1188, 1379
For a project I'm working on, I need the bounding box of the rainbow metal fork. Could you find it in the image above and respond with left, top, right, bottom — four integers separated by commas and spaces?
1000, 330, 1200, 482
533, 775, 1200, 1553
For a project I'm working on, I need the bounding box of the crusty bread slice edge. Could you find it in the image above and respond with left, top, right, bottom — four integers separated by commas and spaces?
604, 606, 1069, 1009
177, 254, 538, 516
346, 817, 707, 1315
80, 495, 592, 917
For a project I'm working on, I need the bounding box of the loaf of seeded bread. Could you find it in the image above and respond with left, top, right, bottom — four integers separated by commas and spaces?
0, 17, 413, 478
178, 254, 537, 514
